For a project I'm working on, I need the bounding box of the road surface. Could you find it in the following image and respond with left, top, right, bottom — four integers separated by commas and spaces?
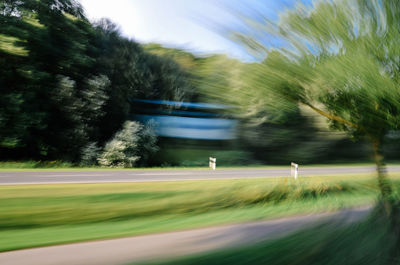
0, 206, 371, 265
0, 165, 399, 185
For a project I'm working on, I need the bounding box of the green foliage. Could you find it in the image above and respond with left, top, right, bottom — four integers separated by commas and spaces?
231, 0, 400, 143
0, 34, 28, 56
209, 151, 256, 165
216, 0, 400, 184
0, 1, 191, 165
0, 160, 74, 169
136, 120, 159, 167
80, 142, 101, 166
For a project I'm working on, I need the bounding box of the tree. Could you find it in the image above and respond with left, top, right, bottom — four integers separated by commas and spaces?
0, 0, 102, 160
228, 0, 400, 205
0, 2, 192, 164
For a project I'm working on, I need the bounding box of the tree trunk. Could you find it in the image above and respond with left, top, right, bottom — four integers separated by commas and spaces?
371, 138, 392, 200
371, 138, 400, 264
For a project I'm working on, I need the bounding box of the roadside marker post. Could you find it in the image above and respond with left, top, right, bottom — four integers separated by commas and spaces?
291, 162, 298, 179
209, 157, 216, 170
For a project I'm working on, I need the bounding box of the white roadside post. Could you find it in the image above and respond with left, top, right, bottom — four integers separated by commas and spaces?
209, 157, 216, 170
291, 162, 299, 179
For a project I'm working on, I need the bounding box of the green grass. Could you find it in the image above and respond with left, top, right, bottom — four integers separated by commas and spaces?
1, 174, 397, 252
156, 148, 259, 166
0, 161, 208, 171
141, 204, 399, 265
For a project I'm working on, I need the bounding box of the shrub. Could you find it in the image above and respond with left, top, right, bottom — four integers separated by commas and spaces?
97, 121, 142, 168
80, 142, 101, 166
97, 120, 158, 168
136, 120, 159, 166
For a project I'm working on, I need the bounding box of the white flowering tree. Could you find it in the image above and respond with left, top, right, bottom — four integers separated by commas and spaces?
98, 121, 142, 168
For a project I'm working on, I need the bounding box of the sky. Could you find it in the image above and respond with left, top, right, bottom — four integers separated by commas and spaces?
79, 0, 312, 61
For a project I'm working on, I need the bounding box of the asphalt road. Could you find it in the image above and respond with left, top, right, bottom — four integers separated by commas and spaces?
0, 206, 371, 265
0, 165, 399, 185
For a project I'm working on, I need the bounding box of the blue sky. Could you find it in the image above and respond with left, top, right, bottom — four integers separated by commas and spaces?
80, 0, 312, 61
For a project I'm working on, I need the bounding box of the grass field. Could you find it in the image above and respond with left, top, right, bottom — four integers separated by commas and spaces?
1, 173, 398, 252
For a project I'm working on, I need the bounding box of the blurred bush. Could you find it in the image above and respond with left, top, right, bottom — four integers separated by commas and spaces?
210, 151, 257, 166
97, 121, 158, 168
80, 142, 101, 166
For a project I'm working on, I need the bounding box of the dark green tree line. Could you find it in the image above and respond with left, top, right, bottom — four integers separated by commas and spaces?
0, 0, 193, 163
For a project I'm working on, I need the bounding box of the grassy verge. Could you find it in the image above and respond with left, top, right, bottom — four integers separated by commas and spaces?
0, 174, 398, 252
3, 160, 400, 171
0, 161, 210, 171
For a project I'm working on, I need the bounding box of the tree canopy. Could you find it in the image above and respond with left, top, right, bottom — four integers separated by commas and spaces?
226, 0, 400, 201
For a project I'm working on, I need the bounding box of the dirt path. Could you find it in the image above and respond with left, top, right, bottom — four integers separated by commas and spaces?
0, 206, 371, 265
